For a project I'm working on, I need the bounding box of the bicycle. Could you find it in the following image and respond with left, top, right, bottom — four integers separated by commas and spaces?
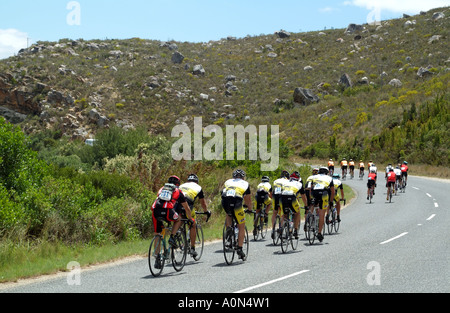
359, 169, 364, 180
222, 211, 251, 265
341, 168, 347, 180
148, 219, 188, 277
368, 186, 374, 203
327, 199, 345, 234
304, 200, 326, 245
271, 213, 281, 246
184, 211, 210, 262
279, 206, 299, 253
252, 205, 269, 241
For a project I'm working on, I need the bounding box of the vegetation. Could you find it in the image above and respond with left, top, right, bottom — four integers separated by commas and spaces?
0, 7, 448, 282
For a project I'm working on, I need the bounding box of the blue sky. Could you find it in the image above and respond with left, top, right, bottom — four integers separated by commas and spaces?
1, 0, 449, 59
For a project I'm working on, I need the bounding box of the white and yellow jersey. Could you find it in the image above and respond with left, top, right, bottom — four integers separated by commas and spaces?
179, 182, 203, 203
272, 178, 289, 196
282, 180, 303, 196
223, 178, 250, 199
306, 174, 333, 191
256, 182, 272, 193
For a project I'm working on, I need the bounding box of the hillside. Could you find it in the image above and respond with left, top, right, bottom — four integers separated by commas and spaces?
0, 7, 449, 166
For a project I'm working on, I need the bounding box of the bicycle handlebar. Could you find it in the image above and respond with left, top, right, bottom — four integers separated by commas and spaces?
195, 211, 211, 223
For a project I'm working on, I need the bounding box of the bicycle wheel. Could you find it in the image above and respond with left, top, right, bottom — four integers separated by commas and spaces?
333, 210, 340, 233
148, 236, 165, 277
280, 221, 290, 254
327, 213, 334, 235
253, 212, 261, 241
272, 215, 281, 246
291, 222, 299, 250
188, 224, 204, 261
306, 214, 315, 245
260, 213, 268, 239
223, 224, 235, 265
242, 226, 249, 261
171, 230, 187, 272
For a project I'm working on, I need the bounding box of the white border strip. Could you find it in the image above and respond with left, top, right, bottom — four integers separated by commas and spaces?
380, 232, 408, 245
234, 270, 310, 293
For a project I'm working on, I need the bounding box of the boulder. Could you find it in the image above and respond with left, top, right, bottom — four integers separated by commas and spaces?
275, 30, 291, 38
339, 73, 353, 88
388, 79, 402, 87
193, 64, 205, 76
293, 88, 319, 105
345, 24, 364, 34
171, 51, 185, 64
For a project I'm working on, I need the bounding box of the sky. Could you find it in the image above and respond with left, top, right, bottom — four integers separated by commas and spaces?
0, 0, 449, 59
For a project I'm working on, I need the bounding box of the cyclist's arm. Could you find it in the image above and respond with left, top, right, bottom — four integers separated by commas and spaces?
199, 197, 208, 212
244, 194, 252, 211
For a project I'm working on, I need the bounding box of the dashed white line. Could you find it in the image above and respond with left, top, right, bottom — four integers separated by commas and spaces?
234, 270, 310, 293
412, 187, 420, 190
434, 202, 439, 208
426, 193, 432, 198
427, 214, 436, 221
380, 232, 408, 245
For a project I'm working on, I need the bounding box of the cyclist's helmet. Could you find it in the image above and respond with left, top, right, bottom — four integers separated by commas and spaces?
290, 171, 300, 181
187, 174, 199, 183
319, 167, 329, 175
332, 173, 340, 179
233, 169, 246, 179
312, 168, 319, 175
389, 168, 394, 172
403, 161, 408, 165
168, 175, 181, 186
261, 176, 270, 183
281, 170, 290, 179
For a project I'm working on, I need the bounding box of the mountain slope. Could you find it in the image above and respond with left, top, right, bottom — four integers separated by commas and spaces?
0, 7, 448, 166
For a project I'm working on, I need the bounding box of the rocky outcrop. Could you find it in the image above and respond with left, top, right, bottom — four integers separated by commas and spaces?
0, 73, 41, 116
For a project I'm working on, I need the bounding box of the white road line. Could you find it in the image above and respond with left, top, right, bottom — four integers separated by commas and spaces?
234, 270, 310, 293
412, 187, 420, 190
427, 214, 436, 221
380, 232, 408, 245
426, 193, 432, 198
434, 203, 439, 208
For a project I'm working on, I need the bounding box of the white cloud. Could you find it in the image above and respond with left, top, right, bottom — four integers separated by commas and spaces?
0, 29, 29, 60
319, 7, 340, 13
345, 0, 449, 14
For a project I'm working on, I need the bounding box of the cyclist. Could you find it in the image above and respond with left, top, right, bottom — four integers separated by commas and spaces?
253, 176, 272, 237
327, 173, 344, 224
367, 169, 377, 200
305, 167, 335, 243
280, 172, 308, 239
369, 162, 377, 175
401, 161, 409, 186
386, 168, 396, 201
394, 165, 402, 192
359, 160, 365, 178
367, 160, 374, 169
271, 170, 290, 239
221, 169, 253, 260
328, 159, 335, 176
385, 163, 393, 180
349, 159, 355, 178
179, 174, 212, 258
151, 175, 193, 248
340, 158, 348, 178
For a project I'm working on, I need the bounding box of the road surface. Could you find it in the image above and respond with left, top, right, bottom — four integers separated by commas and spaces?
2, 175, 449, 294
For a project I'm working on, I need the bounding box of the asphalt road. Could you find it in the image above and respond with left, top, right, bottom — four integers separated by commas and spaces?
2, 175, 449, 294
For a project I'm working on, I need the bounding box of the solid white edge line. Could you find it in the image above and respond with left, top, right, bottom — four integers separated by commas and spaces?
427, 214, 436, 221
234, 270, 310, 293
380, 232, 408, 245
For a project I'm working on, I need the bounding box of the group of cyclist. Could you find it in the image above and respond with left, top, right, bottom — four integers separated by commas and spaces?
150, 158, 409, 267
328, 158, 409, 202
150, 165, 348, 264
